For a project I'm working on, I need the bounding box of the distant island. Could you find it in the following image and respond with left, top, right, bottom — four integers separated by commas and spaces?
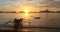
39, 9, 60, 13
0, 9, 60, 13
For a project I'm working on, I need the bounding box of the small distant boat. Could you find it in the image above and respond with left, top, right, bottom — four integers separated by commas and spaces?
34, 17, 40, 19
31, 16, 33, 17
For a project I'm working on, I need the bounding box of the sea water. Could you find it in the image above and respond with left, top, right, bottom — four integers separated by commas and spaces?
0, 13, 60, 32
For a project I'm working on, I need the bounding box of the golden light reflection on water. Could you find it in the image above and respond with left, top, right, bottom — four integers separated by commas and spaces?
22, 29, 31, 32
22, 13, 31, 26
15, 13, 30, 19
23, 13, 30, 19
15, 13, 31, 25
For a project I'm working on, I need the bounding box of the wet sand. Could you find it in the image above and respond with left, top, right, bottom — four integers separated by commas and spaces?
0, 30, 31, 32
0, 28, 60, 32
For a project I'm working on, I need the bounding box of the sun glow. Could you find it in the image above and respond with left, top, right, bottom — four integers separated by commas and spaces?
22, 6, 31, 13
23, 9, 29, 13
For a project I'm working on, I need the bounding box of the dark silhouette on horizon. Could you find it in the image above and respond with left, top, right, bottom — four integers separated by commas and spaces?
0, 9, 60, 13
39, 9, 54, 13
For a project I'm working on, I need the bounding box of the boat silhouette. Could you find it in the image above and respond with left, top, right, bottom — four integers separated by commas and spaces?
34, 17, 40, 19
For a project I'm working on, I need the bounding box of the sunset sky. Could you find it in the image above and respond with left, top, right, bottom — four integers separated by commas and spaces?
0, 0, 60, 12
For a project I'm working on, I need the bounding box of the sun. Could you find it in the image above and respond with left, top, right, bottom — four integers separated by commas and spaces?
22, 6, 31, 13
23, 9, 29, 13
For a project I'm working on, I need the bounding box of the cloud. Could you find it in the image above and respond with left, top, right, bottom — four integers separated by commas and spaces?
6, 0, 18, 1
0, 4, 22, 11
47, 1, 60, 8
38, 0, 60, 8
47, 0, 55, 1
0, 4, 20, 9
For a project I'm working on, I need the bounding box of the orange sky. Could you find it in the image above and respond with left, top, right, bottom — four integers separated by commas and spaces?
0, 0, 60, 12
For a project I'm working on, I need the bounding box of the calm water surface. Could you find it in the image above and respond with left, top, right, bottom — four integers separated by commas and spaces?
0, 13, 60, 32
0, 13, 47, 27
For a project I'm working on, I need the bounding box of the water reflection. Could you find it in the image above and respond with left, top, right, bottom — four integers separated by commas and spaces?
18, 28, 60, 32
22, 13, 31, 26
23, 13, 30, 19
0, 13, 60, 32
14, 13, 31, 26
22, 29, 31, 32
